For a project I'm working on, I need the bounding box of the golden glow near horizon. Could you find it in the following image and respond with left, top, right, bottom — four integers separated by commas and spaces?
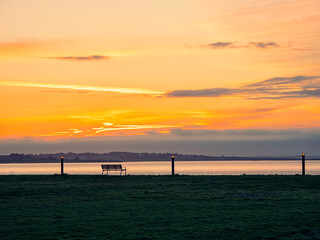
0, 0, 320, 140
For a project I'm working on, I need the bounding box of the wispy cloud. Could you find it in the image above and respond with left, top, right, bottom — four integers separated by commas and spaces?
166, 88, 237, 97
208, 42, 234, 48
50, 122, 177, 137
46, 55, 113, 61
246, 75, 318, 87
289, 89, 320, 98
2, 75, 319, 99
52, 129, 83, 135
249, 42, 280, 48
92, 122, 175, 134
205, 41, 280, 49
166, 75, 320, 99
0, 81, 165, 95
40, 90, 90, 94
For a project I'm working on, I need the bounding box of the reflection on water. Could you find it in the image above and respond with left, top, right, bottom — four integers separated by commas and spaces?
0, 161, 320, 175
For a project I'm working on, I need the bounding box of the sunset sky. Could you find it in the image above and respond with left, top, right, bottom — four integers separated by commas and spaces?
1, 0, 320, 155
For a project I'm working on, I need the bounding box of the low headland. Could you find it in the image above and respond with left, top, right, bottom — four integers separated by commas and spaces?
1, 151, 319, 163
0, 175, 319, 239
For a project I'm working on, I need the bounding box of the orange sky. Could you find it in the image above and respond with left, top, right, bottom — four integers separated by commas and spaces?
0, 0, 320, 154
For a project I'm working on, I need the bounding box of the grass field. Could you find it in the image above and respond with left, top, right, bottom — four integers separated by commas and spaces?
0, 175, 319, 240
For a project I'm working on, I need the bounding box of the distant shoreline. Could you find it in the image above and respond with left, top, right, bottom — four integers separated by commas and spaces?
1, 159, 320, 164
2, 151, 319, 164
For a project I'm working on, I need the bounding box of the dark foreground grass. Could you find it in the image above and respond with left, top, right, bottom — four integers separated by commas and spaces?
0, 175, 319, 240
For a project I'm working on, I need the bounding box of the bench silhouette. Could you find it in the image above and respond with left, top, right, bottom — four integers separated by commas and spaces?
101, 164, 126, 176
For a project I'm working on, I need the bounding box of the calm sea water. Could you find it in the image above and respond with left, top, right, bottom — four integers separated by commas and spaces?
0, 160, 320, 175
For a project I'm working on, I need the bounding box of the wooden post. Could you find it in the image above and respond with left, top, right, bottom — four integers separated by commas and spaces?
61, 157, 64, 176
171, 155, 175, 175
302, 153, 305, 176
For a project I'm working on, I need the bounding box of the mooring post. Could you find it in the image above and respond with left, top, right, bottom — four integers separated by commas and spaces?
61, 156, 64, 176
302, 153, 305, 176
172, 155, 175, 175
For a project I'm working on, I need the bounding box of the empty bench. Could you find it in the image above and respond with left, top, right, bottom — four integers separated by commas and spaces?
101, 164, 126, 176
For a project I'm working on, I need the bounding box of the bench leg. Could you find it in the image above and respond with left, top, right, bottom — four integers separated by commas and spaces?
102, 170, 103, 175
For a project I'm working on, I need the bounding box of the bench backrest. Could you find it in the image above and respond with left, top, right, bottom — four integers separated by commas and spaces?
101, 164, 122, 170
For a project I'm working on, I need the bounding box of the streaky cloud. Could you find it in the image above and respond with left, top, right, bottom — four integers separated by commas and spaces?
92, 122, 175, 134
166, 75, 320, 99
249, 42, 279, 48
246, 75, 319, 87
2, 75, 319, 99
47, 55, 112, 61
166, 88, 237, 97
0, 81, 165, 95
205, 41, 281, 49
208, 42, 234, 48
290, 89, 320, 97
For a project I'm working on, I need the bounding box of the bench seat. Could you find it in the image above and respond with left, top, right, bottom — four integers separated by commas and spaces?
101, 164, 126, 175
